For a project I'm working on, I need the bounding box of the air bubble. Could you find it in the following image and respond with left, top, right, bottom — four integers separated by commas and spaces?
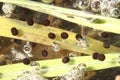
91, 0, 101, 12
78, 0, 90, 10
51, 42, 61, 52
110, 8, 120, 17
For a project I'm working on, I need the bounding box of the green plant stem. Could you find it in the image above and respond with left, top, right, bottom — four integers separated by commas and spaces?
0, 0, 120, 34
0, 53, 120, 79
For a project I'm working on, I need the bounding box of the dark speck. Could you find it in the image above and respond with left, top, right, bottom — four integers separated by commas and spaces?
42, 19, 50, 26
62, 57, 70, 63
27, 19, 34, 26
11, 27, 19, 36
23, 58, 30, 65
41, 50, 48, 57
76, 34, 83, 40
103, 42, 110, 48
48, 32, 56, 39
92, 52, 99, 60
61, 32, 69, 39
101, 32, 109, 38
98, 54, 105, 61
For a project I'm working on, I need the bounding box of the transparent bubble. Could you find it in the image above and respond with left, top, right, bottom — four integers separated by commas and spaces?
23, 41, 32, 54
60, 63, 86, 80
2, 3, 16, 17
11, 47, 26, 61
51, 42, 61, 52
31, 62, 40, 67
11, 47, 17, 54
78, 63, 86, 71
106, 0, 119, 7
31, 62, 41, 71
73, 3, 78, 8
102, 0, 110, 6
101, 7, 110, 16
13, 61, 47, 80
110, 8, 120, 17
14, 70, 47, 80
77, 0, 90, 10
69, 52, 78, 57
76, 37, 89, 50
91, 0, 101, 12
23, 45, 32, 54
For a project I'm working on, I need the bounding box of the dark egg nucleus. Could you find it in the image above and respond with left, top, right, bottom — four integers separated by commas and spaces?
61, 32, 69, 39
92, 52, 99, 60
62, 57, 70, 63
27, 19, 34, 26
103, 42, 110, 48
42, 19, 50, 26
23, 58, 30, 65
101, 32, 109, 38
48, 32, 56, 39
11, 27, 19, 36
75, 33, 83, 40
98, 54, 105, 61
41, 50, 48, 57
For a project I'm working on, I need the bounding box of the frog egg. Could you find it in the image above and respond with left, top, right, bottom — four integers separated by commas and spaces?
91, 0, 101, 12
78, 0, 90, 10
